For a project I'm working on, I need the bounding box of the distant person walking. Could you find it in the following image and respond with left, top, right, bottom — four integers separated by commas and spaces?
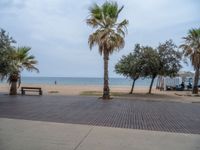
54, 80, 57, 85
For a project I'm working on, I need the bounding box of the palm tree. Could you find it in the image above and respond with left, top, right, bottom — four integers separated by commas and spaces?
87, 1, 128, 99
9, 47, 39, 95
180, 28, 200, 94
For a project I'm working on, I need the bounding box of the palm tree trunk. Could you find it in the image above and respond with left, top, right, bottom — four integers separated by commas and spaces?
9, 81, 17, 95
148, 75, 156, 94
129, 79, 136, 94
193, 67, 199, 94
103, 51, 110, 99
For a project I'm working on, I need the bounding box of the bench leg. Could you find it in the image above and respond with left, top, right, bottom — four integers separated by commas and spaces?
21, 90, 25, 95
39, 91, 43, 95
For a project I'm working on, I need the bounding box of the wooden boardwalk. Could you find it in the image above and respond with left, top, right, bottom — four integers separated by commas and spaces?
0, 95, 200, 134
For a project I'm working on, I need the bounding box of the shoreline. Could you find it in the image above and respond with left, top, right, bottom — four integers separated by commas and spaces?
1, 83, 200, 103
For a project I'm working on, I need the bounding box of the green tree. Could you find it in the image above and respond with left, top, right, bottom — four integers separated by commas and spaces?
158, 40, 182, 76
157, 40, 182, 90
0, 29, 16, 80
9, 47, 39, 95
87, 1, 128, 99
140, 41, 182, 94
139, 46, 160, 94
116, 41, 182, 94
180, 28, 200, 94
115, 44, 141, 94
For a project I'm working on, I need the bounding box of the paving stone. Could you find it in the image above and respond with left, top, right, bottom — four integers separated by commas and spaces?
0, 95, 200, 134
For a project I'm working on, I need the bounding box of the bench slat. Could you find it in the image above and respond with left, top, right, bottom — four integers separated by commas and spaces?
22, 87, 41, 90
22, 90, 41, 92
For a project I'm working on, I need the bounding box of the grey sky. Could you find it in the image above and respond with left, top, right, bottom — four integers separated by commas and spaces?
0, 0, 199, 77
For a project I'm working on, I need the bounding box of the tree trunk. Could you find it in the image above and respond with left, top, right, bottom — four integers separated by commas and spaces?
103, 51, 110, 99
129, 79, 136, 94
9, 81, 17, 95
148, 76, 156, 94
193, 67, 199, 94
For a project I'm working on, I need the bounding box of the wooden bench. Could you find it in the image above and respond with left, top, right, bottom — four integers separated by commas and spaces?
21, 87, 43, 95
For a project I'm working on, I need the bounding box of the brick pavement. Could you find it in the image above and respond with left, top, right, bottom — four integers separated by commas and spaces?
0, 95, 199, 134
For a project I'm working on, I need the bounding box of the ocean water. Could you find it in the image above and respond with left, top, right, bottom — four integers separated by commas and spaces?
17, 77, 155, 87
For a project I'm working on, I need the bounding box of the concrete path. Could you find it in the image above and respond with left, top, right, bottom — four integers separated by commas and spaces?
0, 118, 200, 150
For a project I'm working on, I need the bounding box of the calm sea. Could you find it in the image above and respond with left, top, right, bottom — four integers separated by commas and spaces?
13, 77, 155, 87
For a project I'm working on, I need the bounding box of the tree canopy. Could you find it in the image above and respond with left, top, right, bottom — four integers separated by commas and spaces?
158, 40, 182, 77
115, 40, 182, 94
115, 44, 141, 79
115, 44, 141, 93
0, 29, 16, 80
139, 46, 160, 93
9, 47, 39, 95
87, 1, 128, 55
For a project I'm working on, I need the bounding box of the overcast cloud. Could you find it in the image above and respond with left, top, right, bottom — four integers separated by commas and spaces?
0, 0, 199, 77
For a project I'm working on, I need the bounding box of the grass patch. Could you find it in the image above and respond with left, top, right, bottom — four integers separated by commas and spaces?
175, 93, 200, 97
80, 91, 177, 100
80, 91, 128, 96
48, 91, 59, 93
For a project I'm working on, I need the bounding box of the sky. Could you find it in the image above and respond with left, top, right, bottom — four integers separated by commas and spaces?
0, 0, 199, 77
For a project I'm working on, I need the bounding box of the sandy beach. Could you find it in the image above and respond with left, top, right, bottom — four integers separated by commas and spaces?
0, 83, 200, 103
0, 83, 147, 95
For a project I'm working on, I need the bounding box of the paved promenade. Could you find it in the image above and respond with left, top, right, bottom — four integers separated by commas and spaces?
0, 118, 200, 150
0, 95, 200, 134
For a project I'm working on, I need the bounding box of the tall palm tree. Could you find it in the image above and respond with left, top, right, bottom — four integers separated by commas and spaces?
9, 47, 39, 95
87, 1, 128, 99
180, 28, 200, 94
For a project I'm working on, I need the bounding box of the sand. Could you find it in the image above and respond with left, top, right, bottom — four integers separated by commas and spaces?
0, 83, 167, 95
0, 83, 199, 103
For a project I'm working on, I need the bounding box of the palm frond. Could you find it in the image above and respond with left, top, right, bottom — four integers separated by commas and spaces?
117, 5, 124, 17
87, 1, 128, 55
180, 27, 200, 70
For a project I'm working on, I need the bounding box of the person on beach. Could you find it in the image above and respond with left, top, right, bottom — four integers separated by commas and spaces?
54, 80, 57, 85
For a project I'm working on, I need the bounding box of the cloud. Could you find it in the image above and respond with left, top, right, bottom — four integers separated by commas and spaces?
0, 0, 26, 10
0, 0, 199, 77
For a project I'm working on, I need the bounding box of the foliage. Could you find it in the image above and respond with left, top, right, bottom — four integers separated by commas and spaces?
115, 44, 141, 79
139, 46, 160, 78
0, 29, 16, 80
87, 1, 128, 54
158, 40, 182, 77
180, 28, 200, 69
116, 40, 182, 94
9, 47, 39, 88
10, 47, 39, 75
0, 28, 39, 95
115, 44, 142, 93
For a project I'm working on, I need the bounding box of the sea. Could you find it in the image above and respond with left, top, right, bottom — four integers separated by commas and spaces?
7, 77, 155, 87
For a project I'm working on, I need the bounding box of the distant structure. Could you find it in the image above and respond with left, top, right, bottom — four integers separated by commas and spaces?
178, 71, 194, 81
156, 71, 194, 91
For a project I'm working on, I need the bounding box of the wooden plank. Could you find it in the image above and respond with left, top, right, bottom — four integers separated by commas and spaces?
21, 87, 41, 90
